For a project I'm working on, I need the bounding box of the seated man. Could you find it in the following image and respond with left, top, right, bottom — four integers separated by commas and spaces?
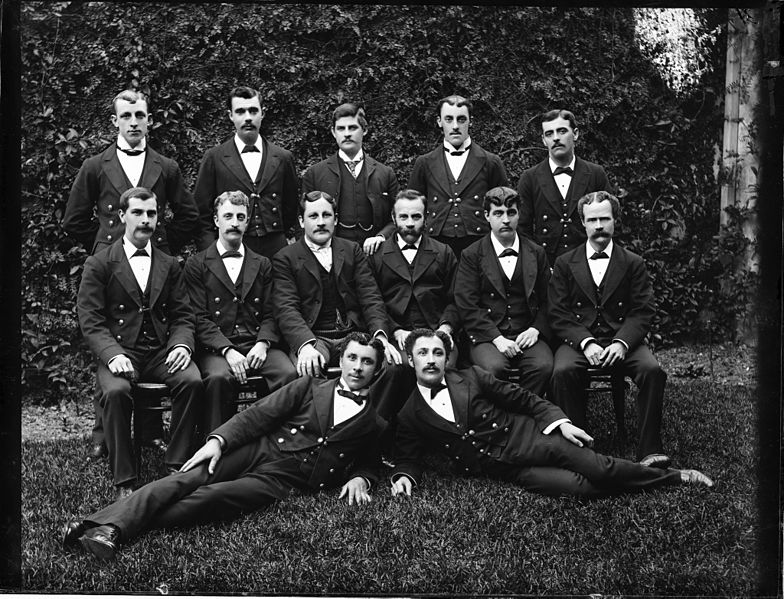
183, 191, 297, 431
390, 329, 713, 499
370, 189, 460, 366
76, 187, 203, 499
63, 333, 389, 561
272, 190, 400, 378
455, 186, 552, 396
548, 191, 669, 468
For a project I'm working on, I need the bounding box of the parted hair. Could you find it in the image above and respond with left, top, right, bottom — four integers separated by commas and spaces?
332, 103, 368, 129
213, 190, 249, 216
577, 191, 621, 221
111, 90, 149, 113
299, 190, 338, 216
436, 94, 472, 118
393, 189, 427, 211
541, 109, 578, 131
404, 328, 453, 359
482, 186, 520, 213
227, 85, 261, 110
118, 187, 156, 212
337, 331, 386, 372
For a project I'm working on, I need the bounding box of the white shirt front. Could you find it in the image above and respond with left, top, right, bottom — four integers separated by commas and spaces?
123, 237, 152, 291
549, 156, 576, 200
217, 239, 245, 284
338, 148, 364, 178
417, 380, 455, 422
396, 234, 420, 265
304, 237, 333, 272
333, 378, 367, 425
116, 135, 147, 187
234, 134, 263, 182
443, 136, 471, 182
586, 239, 613, 286
490, 233, 520, 280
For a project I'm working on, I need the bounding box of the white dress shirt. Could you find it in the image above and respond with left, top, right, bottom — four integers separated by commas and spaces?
549, 156, 576, 200
417, 380, 456, 422
304, 237, 333, 272
443, 136, 471, 182
333, 378, 368, 425
217, 239, 245, 284
397, 234, 420, 265
338, 148, 364, 179
586, 239, 613, 286
116, 136, 147, 187
490, 233, 520, 280
234, 134, 263, 182
123, 237, 152, 291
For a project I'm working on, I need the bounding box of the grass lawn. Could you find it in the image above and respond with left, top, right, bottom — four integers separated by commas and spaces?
21, 369, 760, 595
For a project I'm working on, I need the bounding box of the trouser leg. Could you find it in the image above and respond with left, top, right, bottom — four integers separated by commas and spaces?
550, 344, 590, 429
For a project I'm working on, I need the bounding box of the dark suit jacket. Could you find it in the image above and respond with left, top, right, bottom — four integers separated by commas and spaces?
517, 156, 609, 265
182, 242, 280, 354
370, 235, 460, 332
455, 235, 550, 345
212, 376, 385, 490
77, 239, 195, 365
547, 242, 654, 351
302, 152, 398, 240
408, 142, 508, 238
272, 237, 390, 352
63, 144, 198, 255
392, 366, 566, 483
194, 137, 298, 250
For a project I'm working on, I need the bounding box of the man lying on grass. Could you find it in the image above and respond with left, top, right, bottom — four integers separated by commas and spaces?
63, 332, 388, 561
390, 328, 714, 498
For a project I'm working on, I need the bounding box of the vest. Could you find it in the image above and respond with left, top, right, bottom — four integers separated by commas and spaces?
336, 164, 373, 243
440, 152, 467, 238
497, 258, 533, 337
313, 260, 350, 336
400, 254, 429, 328
246, 139, 270, 238
228, 267, 254, 344
591, 279, 614, 343
136, 282, 162, 352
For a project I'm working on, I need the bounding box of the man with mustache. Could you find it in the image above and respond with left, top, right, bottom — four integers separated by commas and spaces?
408, 95, 508, 258
454, 187, 552, 396
302, 103, 399, 256
390, 328, 712, 499
64, 89, 199, 461
193, 86, 298, 258
76, 187, 203, 500
516, 109, 610, 267
63, 333, 389, 561
182, 191, 297, 431
548, 191, 670, 469
272, 191, 401, 381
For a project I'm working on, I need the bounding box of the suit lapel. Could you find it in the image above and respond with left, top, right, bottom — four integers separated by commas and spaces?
453, 144, 483, 193
297, 238, 321, 288
519, 241, 537, 300
567, 158, 591, 215
101, 145, 131, 195
411, 236, 437, 282
568, 247, 596, 301
425, 147, 450, 191
382, 238, 412, 281
312, 379, 336, 434
240, 248, 262, 300
220, 140, 254, 189
481, 237, 508, 297
412, 387, 461, 434
327, 154, 343, 201
445, 370, 470, 426
331, 239, 346, 280
205, 243, 236, 295
600, 244, 628, 299
110, 242, 142, 307
147, 247, 168, 307
535, 160, 564, 216
255, 138, 278, 190
139, 147, 163, 190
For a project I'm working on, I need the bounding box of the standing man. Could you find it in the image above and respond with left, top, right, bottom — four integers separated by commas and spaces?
390, 329, 713, 499
64, 90, 199, 459
517, 109, 610, 267
63, 333, 389, 561
76, 187, 203, 500
370, 189, 460, 366
302, 103, 399, 256
194, 85, 298, 258
548, 191, 670, 468
272, 191, 400, 378
455, 187, 552, 396
408, 95, 508, 257
183, 191, 297, 430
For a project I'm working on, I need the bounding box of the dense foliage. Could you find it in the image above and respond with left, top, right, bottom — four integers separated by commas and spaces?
21, 3, 756, 394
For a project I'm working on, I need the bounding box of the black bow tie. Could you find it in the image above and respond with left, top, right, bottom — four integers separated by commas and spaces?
429, 383, 447, 399
118, 147, 145, 156
445, 146, 469, 156
401, 244, 417, 251
499, 248, 518, 258
553, 166, 573, 176
337, 387, 368, 405
590, 251, 609, 260
241, 145, 260, 153
221, 250, 242, 259
132, 248, 149, 257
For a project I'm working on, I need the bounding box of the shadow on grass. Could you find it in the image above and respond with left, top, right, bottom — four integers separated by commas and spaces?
22, 379, 758, 595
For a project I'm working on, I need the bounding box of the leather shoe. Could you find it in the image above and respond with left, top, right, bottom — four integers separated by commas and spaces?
114, 484, 134, 501
678, 468, 715, 488
62, 520, 86, 552
146, 437, 168, 453
640, 453, 672, 469
80, 524, 121, 561
89, 443, 107, 460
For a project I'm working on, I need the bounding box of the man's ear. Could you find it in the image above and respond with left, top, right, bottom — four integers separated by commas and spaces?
573, 127, 579, 141
118, 209, 126, 224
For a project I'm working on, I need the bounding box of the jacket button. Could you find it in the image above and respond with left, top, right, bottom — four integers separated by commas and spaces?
116, 335, 122, 341
157, 237, 162, 242
329, 468, 335, 473
232, 297, 239, 303
272, 207, 277, 212
254, 298, 260, 303
272, 193, 277, 198
445, 444, 450, 449
215, 311, 220, 316
454, 224, 458, 228
300, 425, 305, 430
138, 308, 143, 314
492, 422, 498, 428
254, 311, 259, 317
543, 214, 548, 221
161, 317, 167, 323
618, 302, 624, 307
215, 297, 220, 303
482, 413, 487, 419
429, 228, 434, 233
277, 438, 284, 443
107, 204, 113, 210
542, 228, 548, 234
108, 220, 114, 226
290, 428, 297, 434
273, 222, 278, 227
339, 453, 345, 458
618, 316, 624, 321
576, 302, 582, 307
118, 304, 125, 310
476, 227, 481, 232
542, 242, 547, 247
317, 437, 324, 443
319, 483, 325, 488
255, 326, 260, 331
489, 293, 494, 298
107, 235, 112, 240
474, 211, 480, 216
118, 319, 124, 325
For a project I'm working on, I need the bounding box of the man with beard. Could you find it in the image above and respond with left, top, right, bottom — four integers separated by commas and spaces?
182, 191, 297, 430
370, 189, 460, 366
302, 103, 399, 256
194, 86, 298, 258
408, 95, 508, 258
517, 109, 610, 267
76, 187, 203, 500
455, 187, 552, 396
548, 191, 670, 469
64, 333, 389, 561
389, 329, 713, 498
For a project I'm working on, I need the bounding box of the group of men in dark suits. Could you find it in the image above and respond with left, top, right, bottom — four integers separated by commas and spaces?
62, 88, 714, 561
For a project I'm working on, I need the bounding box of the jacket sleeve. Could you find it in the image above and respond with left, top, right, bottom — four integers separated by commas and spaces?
489, 153, 509, 187
352, 244, 391, 336
77, 255, 125, 365
613, 254, 654, 350
547, 255, 593, 347
272, 250, 316, 352
162, 259, 196, 353
406, 155, 428, 196
438, 245, 461, 331
255, 258, 281, 345
193, 151, 219, 251
531, 243, 551, 339
63, 159, 99, 250
390, 404, 425, 485
281, 150, 300, 237
377, 166, 399, 239
161, 159, 199, 254
455, 244, 500, 343
516, 169, 535, 241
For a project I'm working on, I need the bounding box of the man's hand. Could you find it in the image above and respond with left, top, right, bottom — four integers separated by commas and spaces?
362, 235, 385, 256
379, 336, 403, 365
583, 342, 604, 367
436, 324, 454, 348
108, 355, 137, 382
339, 476, 372, 505
391, 475, 413, 497
599, 341, 627, 368
180, 437, 223, 474
224, 348, 249, 384
493, 335, 520, 358
246, 341, 269, 372
393, 329, 411, 352
165, 346, 191, 374
559, 422, 594, 448
297, 343, 326, 377
515, 327, 539, 349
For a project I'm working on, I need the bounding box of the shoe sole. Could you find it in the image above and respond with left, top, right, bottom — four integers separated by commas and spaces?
61, 524, 85, 552
79, 536, 117, 561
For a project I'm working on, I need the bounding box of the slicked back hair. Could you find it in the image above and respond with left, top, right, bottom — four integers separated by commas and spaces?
482, 186, 520, 213
332, 103, 368, 129
213, 190, 249, 216
577, 191, 621, 222
436, 94, 472, 118
227, 86, 261, 110
393, 189, 427, 212
119, 186, 156, 212
112, 90, 149, 114
337, 331, 385, 372
404, 328, 452, 360
541, 109, 578, 131
299, 190, 338, 217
